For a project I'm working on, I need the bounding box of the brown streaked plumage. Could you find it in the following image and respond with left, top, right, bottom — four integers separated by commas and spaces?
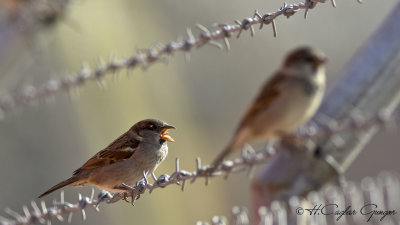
39, 119, 175, 198
211, 46, 327, 168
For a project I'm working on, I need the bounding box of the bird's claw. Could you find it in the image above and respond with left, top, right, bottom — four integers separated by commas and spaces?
122, 192, 130, 203
115, 183, 141, 206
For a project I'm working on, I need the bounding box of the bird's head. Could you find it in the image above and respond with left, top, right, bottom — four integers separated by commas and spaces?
130, 119, 176, 144
283, 46, 327, 73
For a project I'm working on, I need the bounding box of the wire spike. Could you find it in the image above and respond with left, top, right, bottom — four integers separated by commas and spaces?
22, 205, 30, 218
250, 25, 255, 37
60, 191, 65, 203
271, 20, 277, 37
223, 38, 231, 51
56, 214, 64, 222
196, 157, 201, 170
31, 201, 41, 215
304, 0, 311, 19
90, 189, 95, 201
40, 201, 47, 214
186, 28, 195, 41
81, 209, 86, 221
181, 180, 186, 191
196, 24, 210, 33
254, 10, 262, 20
67, 212, 73, 223
175, 158, 180, 172
208, 41, 223, 49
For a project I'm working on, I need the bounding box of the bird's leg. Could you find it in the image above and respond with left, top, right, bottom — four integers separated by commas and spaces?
112, 185, 130, 203
113, 183, 139, 205
105, 187, 129, 203
123, 192, 130, 203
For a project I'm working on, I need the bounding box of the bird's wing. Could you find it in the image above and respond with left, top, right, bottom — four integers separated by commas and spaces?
237, 73, 287, 129
73, 132, 139, 175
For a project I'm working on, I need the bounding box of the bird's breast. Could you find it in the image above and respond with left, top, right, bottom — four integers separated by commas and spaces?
134, 142, 168, 166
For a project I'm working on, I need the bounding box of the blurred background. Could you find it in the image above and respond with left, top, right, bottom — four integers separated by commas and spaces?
0, 0, 399, 224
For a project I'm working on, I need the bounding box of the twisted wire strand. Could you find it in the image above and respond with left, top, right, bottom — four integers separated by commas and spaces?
0, 0, 361, 118
197, 171, 400, 225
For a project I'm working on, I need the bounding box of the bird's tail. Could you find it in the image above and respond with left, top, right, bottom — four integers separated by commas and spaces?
38, 176, 79, 198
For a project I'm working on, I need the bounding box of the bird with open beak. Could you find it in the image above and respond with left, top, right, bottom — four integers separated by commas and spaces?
39, 119, 175, 198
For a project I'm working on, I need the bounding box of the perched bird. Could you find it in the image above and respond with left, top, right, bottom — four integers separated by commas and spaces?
39, 119, 175, 198
212, 46, 327, 168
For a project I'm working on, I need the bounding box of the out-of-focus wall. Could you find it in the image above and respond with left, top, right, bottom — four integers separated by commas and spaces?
0, 0, 398, 224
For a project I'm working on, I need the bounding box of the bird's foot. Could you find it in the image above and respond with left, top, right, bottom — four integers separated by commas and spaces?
122, 192, 130, 203
114, 183, 142, 206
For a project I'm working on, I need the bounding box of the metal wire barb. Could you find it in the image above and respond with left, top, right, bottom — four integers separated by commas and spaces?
0, 0, 361, 119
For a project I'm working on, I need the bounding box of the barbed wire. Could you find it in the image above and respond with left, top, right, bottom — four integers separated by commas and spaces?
0, 0, 362, 119
293, 107, 400, 155
0, 145, 277, 225
197, 171, 400, 225
302, 109, 396, 139
0, 97, 395, 225
0, 105, 398, 225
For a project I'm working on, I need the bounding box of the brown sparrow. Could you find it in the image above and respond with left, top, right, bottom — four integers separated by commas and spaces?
212, 46, 327, 168
39, 119, 175, 198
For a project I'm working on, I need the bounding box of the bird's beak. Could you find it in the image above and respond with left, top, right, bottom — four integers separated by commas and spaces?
160, 125, 176, 142
314, 56, 328, 66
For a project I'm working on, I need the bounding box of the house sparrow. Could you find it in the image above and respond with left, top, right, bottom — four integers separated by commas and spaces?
39, 119, 175, 198
211, 46, 327, 168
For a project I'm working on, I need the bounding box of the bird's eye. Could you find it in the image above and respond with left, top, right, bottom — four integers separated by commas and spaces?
305, 57, 315, 63
149, 124, 156, 130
